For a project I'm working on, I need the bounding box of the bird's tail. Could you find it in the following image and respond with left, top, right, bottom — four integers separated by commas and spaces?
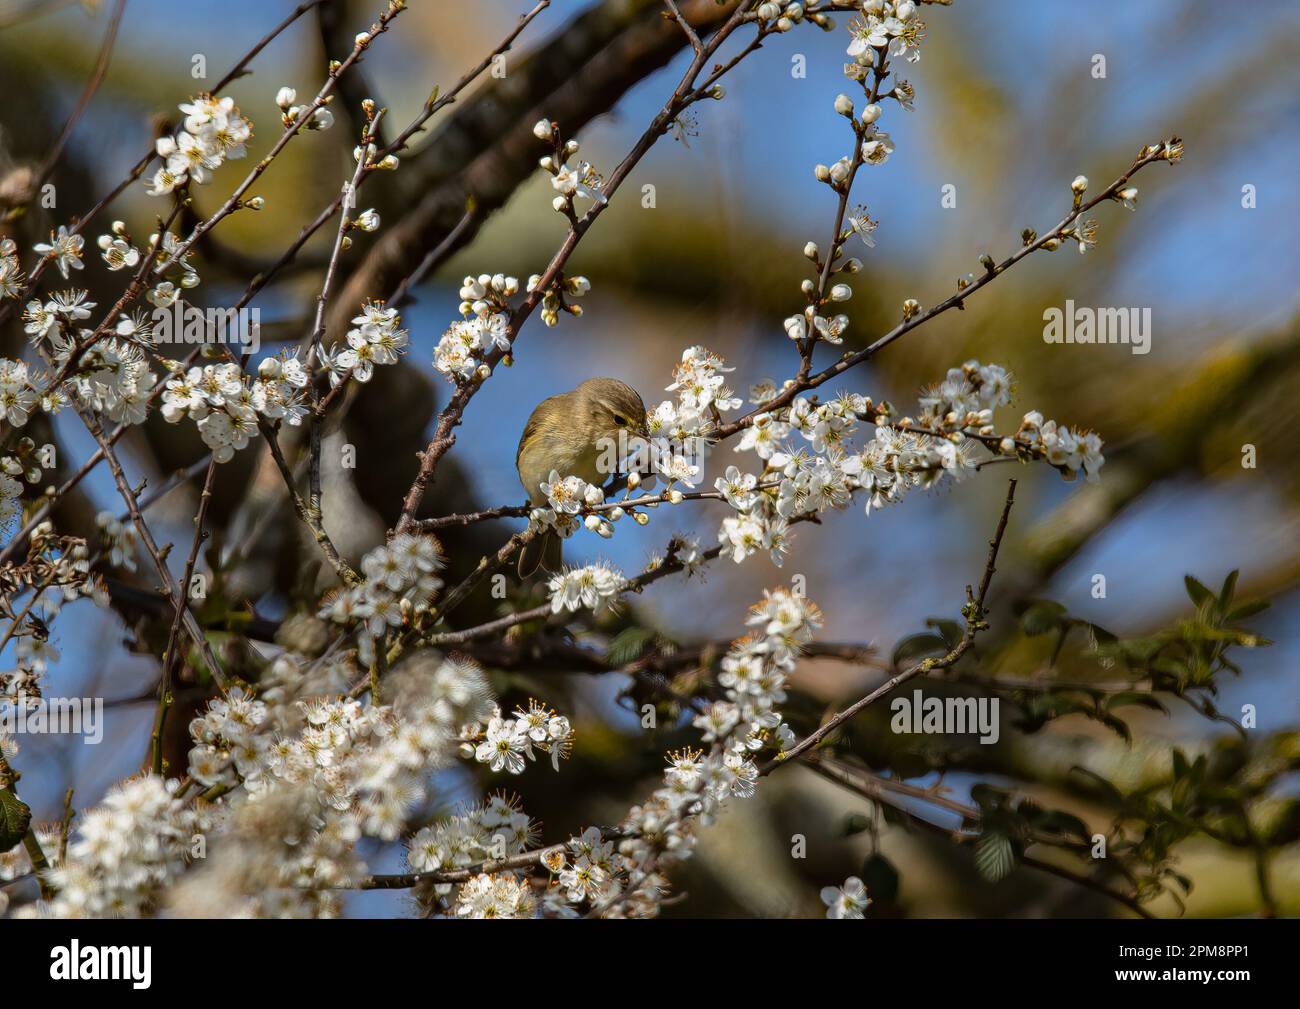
517, 528, 563, 579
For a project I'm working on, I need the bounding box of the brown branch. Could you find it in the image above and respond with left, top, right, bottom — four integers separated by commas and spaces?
803, 756, 1154, 919
33, 0, 127, 193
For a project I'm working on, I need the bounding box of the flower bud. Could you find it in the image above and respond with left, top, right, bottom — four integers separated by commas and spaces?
532, 119, 554, 141
830, 283, 852, 302
1071, 174, 1088, 194
860, 103, 882, 125
834, 94, 854, 117
276, 87, 297, 110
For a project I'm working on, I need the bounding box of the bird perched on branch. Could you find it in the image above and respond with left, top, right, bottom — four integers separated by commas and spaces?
515, 377, 648, 577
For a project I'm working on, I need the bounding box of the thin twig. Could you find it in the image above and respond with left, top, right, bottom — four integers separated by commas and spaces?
33, 0, 127, 193
152, 458, 217, 774
760, 478, 1016, 774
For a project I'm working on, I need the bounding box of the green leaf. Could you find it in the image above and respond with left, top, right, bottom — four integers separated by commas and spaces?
1085, 622, 1119, 648
1019, 600, 1067, 636
1069, 766, 1124, 803
0, 789, 32, 854
1184, 575, 1214, 608
974, 832, 1017, 882
1218, 570, 1239, 608
605, 626, 656, 667
860, 853, 900, 903
1107, 691, 1169, 714
1027, 809, 1090, 840
1169, 871, 1194, 895
1226, 600, 1270, 621
891, 632, 947, 668
926, 618, 964, 651
843, 813, 871, 837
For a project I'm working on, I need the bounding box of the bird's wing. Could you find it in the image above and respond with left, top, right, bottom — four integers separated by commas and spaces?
515, 393, 565, 468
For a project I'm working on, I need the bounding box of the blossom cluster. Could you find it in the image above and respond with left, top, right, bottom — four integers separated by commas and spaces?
94, 510, 140, 572
0, 455, 22, 529
319, 533, 445, 660
552, 586, 823, 916
847, 0, 926, 69
0, 523, 101, 698
455, 871, 537, 918
913, 361, 1103, 480
157, 354, 301, 462
189, 657, 492, 836
433, 273, 518, 381
407, 793, 540, 903
146, 94, 252, 197
653, 345, 741, 451
533, 118, 606, 213
163, 652, 497, 915
274, 85, 334, 132
461, 698, 574, 775
546, 561, 627, 615
321, 301, 409, 387
714, 359, 1106, 567
20, 286, 165, 428
0, 358, 38, 427
22, 775, 207, 918
0, 237, 23, 298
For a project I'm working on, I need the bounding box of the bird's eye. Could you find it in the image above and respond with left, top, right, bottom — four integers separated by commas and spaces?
614, 415, 627, 426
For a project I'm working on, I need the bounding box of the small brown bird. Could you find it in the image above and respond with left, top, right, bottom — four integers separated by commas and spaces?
515, 377, 648, 577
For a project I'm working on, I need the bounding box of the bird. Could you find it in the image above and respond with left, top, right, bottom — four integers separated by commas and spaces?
515, 377, 648, 577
